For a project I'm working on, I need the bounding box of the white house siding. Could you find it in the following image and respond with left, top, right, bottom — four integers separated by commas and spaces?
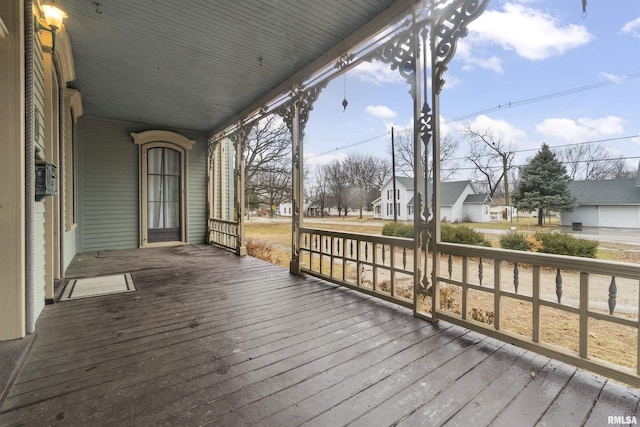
78, 118, 208, 251
379, 179, 412, 221
464, 204, 487, 223
561, 206, 601, 227
441, 207, 453, 222
34, 203, 46, 325
63, 227, 77, 271
450, 184, 475, 222
600, 206, 640, 228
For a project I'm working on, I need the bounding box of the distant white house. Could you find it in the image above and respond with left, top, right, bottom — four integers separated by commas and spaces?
373, 177, 492, 222
560, 170, 640, 229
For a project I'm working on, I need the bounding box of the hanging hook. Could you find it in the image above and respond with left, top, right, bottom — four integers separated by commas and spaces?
94, 2, 103, 14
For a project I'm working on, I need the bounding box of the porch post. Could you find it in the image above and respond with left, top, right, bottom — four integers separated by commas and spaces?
410, 9, 424, 316
277, 83, 326, 275
291, 102, 303, 274
232, 124, 250, 256
428, 0, 490, 317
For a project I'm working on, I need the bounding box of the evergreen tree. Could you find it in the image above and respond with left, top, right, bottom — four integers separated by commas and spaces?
512, 143, 576, 226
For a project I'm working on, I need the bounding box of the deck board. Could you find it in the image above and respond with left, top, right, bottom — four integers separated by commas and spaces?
0, 245, 638, 426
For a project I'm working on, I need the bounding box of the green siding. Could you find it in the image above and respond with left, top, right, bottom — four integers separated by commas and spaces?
79, 118, 139, 251
188, 137, 208, 243
78, 118, 208, 251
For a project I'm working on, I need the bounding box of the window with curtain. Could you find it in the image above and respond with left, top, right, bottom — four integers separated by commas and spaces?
147, 147, 181, 241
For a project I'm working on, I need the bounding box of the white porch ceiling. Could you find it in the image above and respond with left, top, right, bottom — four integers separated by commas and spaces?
56, 0, 411, 133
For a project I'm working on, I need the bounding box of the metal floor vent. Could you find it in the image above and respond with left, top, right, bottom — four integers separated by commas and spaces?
59, 273, 136, 301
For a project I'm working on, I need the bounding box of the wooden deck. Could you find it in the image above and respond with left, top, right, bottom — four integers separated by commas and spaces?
1, 244, 638, 426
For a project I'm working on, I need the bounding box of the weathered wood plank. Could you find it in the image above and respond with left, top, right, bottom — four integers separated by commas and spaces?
391, 345, 527, 426
536, 369, 606, 426
441, 351, 549, 426
488, 360, 577, 427
257, 325, 471, 427
583, 380, 640, 427
0, 245, 634, 427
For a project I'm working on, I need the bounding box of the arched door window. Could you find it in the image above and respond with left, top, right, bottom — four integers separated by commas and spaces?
131, 130, 195, 247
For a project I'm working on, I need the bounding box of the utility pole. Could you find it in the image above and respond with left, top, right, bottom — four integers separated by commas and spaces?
391, 127, 398, 222
502, 153, 510, 222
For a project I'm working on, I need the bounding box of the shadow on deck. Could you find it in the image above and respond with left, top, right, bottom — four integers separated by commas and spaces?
1, 244, 638, 426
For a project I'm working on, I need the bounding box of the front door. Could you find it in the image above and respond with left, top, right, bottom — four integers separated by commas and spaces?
147, 147, 181, 242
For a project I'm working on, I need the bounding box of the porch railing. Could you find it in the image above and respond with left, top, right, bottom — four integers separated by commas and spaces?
208, 218, 238, 251
300, 227, 415, 309
429, 242, 640, 388
297, 227, 640, 387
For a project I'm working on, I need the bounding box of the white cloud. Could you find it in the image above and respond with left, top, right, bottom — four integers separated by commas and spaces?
621, 17, 640, 38
461, 1, 593, 68
350, 60, 405, 85
460, 115, 527, 145
600, 72, 622, 82
457, 39, 504, 73
536, 116, 626, 142
365, 105, 398, 119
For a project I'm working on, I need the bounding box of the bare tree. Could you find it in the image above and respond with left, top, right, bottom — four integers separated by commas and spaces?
322, 160, 355, 216
461, 123, 515, 202
391, 130, 459, 181
251, 158, 291, 214
244, 115, 291, 212
559, 144, 632, 180
343, 153, 391, 218
306, 165, 330, 216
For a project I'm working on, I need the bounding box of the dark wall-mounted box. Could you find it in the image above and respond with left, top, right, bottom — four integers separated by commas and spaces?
35, 162, 57, 201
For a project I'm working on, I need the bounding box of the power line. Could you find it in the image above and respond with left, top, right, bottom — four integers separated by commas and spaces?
304, 72, 640, 159
441, 155, 640, 172
446, 135, 639, 162
450, 72, 640, 122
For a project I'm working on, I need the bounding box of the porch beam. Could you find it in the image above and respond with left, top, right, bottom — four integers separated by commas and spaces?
209, 0, 417, 139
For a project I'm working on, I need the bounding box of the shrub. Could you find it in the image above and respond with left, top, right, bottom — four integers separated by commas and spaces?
499, 231, 532, 251
533, 232, 598, 258
381, 222, 414, 238
470, 308, 495, 325
382, 222, 491, 248
441, 224, 491, 247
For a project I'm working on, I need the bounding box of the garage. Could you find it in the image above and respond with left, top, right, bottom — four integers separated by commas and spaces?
600, 206, 640, 228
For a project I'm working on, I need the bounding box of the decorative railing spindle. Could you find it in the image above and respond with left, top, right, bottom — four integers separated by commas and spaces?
382, 245, 386, 265
608, 276, 617, 315
448, 254, 453, 279
402, 248, 407, 269
478, 258, 483, 286
513, 262, 519, 294
556, 269, 563, 303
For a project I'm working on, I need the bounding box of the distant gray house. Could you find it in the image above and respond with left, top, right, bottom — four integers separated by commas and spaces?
373, 177, 491, 222
561, 172, 640, 229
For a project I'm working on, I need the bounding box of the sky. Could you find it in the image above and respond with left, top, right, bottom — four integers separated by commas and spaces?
301, 0, 640, 182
